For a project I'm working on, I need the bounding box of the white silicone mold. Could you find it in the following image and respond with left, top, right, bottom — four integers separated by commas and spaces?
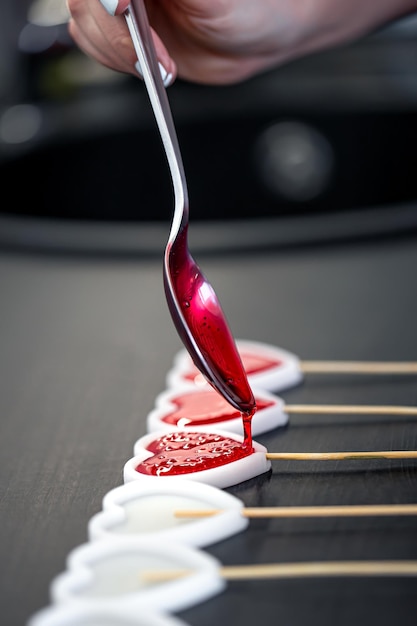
166, 339, 302, 393
50, 537, 225, 614
28, 605, 190, 626
88, 479, 248, 547
124, 429, 271, 488
147, 385, 287, 436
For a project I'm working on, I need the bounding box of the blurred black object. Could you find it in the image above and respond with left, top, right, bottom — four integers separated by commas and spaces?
1, 2, 417, 248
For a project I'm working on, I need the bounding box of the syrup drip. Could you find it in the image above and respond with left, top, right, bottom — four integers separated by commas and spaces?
242, 408, 255, 451
135, 431, 253, 476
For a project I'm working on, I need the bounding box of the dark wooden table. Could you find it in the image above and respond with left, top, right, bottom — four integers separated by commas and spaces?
1, 225, 417, 626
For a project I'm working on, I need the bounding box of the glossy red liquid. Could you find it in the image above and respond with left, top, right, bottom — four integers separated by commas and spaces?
165, 226, 256, 447
183, 353, 284, 383
135, 431, 253, 476
161, 389, 274, 428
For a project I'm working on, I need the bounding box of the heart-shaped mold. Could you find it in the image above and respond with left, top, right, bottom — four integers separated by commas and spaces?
166, 339, 302, 393
124, 429, 271, 488
50, 537, 225, 614
28, 604, 190, 626
88, 479, 248, 547
147, 386, 287, 436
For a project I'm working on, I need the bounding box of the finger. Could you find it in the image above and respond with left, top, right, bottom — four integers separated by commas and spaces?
68, 0, 139, 74
68, 18, 133, 74
98, 0, 177, 82
149, 28, 177, 85
68, 0, 176, 82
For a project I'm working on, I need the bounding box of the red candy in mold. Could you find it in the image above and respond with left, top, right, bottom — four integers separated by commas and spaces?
161, 389, 274, 428
183, 352, 283, 383
135, 431, 254, 477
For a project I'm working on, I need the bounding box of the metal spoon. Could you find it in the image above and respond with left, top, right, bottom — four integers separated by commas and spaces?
125, 0, 255, 417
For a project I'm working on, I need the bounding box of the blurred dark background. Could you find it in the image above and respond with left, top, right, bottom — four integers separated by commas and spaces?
1, 1, 417, 251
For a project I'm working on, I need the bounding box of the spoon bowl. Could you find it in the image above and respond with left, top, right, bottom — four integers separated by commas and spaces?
164, 224, 255, 414
127, 1, 256, 418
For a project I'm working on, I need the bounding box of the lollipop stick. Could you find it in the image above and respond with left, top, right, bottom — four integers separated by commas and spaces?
175, 503, 417, 519
300, 361, 417, 374
221, 561, 417, 579
265, 450, 417, 460
142, 560, 417, 583
284, 405, 417, 416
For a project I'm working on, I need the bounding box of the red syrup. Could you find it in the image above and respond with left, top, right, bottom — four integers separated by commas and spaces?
183, 353, 284, 382
135, 431, 253, 476
165, 225, 256, 448
161, 389, 274, 428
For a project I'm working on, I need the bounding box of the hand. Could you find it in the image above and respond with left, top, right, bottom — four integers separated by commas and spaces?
67, 0, 417, 85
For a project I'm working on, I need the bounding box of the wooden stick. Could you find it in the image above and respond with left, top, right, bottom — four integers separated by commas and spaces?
265, 450, 417, 461
142, 560, 417, 583
284, 405, 417, 416
221, 561, 417, 580
174, 503, 417, 519
300, 361, 417, 374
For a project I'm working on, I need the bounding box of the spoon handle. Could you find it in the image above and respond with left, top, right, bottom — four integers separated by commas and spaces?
125, 1, 189, 237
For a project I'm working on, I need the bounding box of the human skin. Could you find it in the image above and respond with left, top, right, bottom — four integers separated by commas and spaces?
67, 0, 417, 85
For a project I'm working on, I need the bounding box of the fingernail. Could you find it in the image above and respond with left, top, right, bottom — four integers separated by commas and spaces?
134, 60, 173, 87
135, 60, 143, 79
158, 62, 173, 87
99, 0, 118, 16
